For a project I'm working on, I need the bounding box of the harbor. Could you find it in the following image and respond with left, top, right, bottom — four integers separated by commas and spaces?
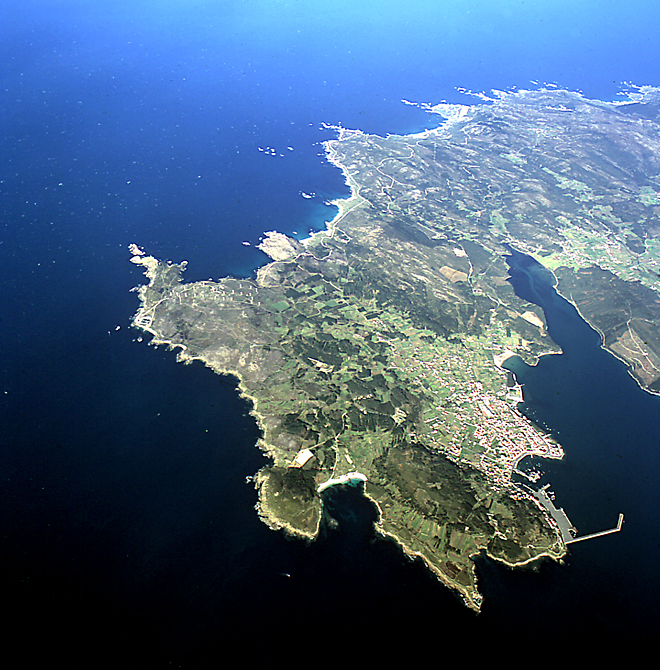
566, 513, 625, 545
528, 484, 624, 545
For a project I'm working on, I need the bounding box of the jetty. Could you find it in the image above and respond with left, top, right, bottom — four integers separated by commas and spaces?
529, 483, 624, 545
566, 513, 625, 545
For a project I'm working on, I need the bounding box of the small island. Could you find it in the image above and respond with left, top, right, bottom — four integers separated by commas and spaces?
129, 87, 660, 609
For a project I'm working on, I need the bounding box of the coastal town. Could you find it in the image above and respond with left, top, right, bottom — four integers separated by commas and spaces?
377, 306, 563, 486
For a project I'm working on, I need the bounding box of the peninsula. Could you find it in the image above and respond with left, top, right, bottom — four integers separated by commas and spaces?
129, 87, 660, 609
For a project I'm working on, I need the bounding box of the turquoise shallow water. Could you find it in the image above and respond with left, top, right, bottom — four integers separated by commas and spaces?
3, 0, 660, 661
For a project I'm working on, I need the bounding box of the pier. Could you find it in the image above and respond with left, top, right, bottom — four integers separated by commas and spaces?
528, 483, 624, 546
566, 513, 625, 545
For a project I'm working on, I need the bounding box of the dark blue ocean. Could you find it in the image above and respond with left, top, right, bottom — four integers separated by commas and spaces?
3, 1, 660, 662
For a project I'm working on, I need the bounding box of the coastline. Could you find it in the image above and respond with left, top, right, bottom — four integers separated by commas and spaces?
126, 98, 656, 609
317, 472, 367, 493
364, 491, 483, 612
254, 469, 322, 542
552, 273, 660, 398
362, 478, 565, 613
301, 137, 369, 248
129, 250, 565, 610
127, 115, 574, 610
506, 246, 660, 398
504, 183, 660, 398
375, 524, 483, 612
130, 306, 324, 541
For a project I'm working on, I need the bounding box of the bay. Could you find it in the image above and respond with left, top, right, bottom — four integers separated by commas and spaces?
500, 248, 660, 636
